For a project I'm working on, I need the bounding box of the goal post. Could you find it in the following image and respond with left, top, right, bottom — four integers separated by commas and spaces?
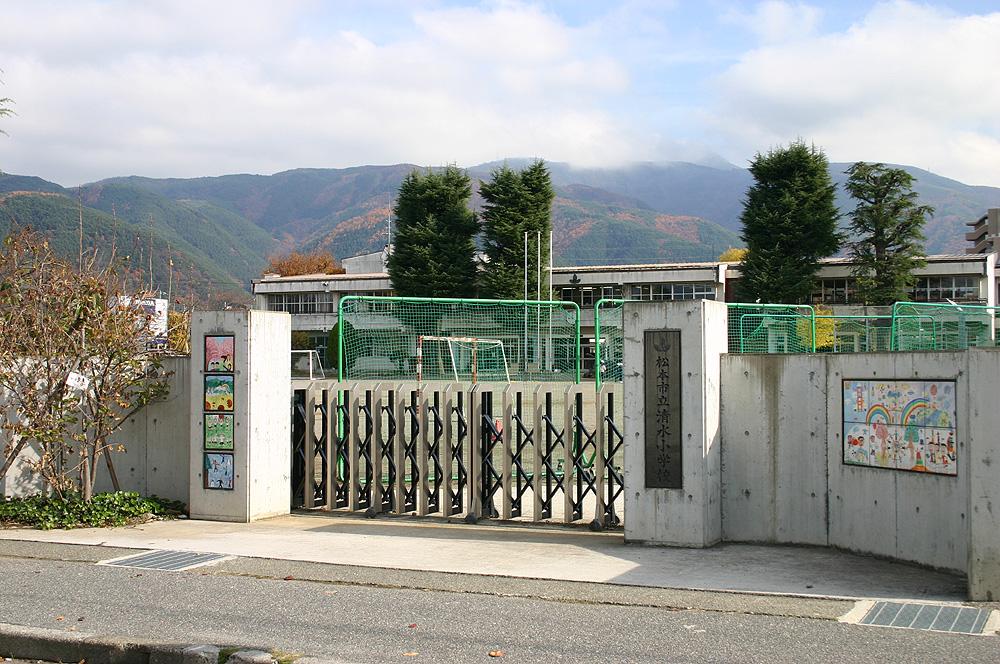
418, 335, 510, 384
337, 295, 581, 382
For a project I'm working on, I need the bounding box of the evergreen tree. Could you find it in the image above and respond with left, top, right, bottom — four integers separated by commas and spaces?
479, 160, 555, 300
845, 162, 931, 305
738, 141, 841, 303
387, 166, 478, 298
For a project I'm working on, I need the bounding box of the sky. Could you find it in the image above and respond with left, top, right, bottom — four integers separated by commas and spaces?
0, 0, 998, 187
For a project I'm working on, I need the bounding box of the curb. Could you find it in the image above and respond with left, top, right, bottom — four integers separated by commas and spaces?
0, 621, 185, 664
0, 622, 345, 664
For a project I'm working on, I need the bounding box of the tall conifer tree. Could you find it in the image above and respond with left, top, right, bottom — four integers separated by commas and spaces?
844, 162, 931, 305
387, 166, 477, 297
738, 141, 841, 303
479, 160, 554, 300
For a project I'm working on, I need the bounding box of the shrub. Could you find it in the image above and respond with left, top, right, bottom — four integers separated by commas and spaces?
0, 491, 186, 530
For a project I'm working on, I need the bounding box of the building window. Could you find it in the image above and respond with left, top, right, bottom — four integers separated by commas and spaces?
559, 285, 624, 307
628, 283, 715, 301
811, 279, 856, 305
911, 276, 980, 302
266, 292, 336, 314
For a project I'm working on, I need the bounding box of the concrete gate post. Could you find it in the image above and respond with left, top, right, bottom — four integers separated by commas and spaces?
188, 310, 291, 522
967, 347, 1000, 600
622, 300, 728, 546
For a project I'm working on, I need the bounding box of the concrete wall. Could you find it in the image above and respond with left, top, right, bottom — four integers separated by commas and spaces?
189, 310, 291, 523
720, 352, 970, 573
720, 354, 829, 547
623, 299, 728, 547
92, 355, 192, 503
1, 355, 192, 503
967, 348, 1000, 600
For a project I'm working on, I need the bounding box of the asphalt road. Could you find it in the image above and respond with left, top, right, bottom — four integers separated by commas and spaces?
0, 552, 996, 664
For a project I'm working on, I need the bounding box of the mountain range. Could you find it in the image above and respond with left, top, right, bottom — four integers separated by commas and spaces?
1, 160, 997, 299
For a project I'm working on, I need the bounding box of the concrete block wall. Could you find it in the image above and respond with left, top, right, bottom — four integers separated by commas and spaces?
721, 352, 969, 573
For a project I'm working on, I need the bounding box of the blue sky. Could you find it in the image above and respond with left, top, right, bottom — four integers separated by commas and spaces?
1, 1, 998, 186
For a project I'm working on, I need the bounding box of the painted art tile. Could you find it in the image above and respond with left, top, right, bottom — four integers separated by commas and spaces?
842, 379, 957, 477
843, 380, 870, 424
205, 335, 235, 373
204, 375, 235, 412
204, 452, 234, 490
204, 413, 235, 451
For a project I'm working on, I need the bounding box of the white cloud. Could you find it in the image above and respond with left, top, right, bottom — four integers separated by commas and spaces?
0, 0, 637, 184
723, 1, 824, 44
709, 1, 1000, 185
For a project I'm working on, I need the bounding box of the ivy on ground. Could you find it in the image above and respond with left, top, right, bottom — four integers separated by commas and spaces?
0, 491, 186, 530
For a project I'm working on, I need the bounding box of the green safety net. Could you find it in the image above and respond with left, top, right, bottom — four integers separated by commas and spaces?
891, 302, 999, 351
814, 316, 894, 353
727, 304, 816, 353
338, 296, 581, 382
594, 299, 624, 387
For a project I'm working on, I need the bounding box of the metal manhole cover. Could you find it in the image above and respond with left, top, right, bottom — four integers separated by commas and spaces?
99, 550, 229, 571
859, 601, 993, 635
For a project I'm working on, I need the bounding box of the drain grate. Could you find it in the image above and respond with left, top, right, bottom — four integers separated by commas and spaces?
99, 550, 229, 571
859, 601, 992, 635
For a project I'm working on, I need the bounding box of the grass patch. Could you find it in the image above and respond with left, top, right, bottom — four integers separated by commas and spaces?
0, 491, 186, 530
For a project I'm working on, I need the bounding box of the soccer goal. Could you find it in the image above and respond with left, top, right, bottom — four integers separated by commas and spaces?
337, 296, 581, 382
418, 335, 510, 384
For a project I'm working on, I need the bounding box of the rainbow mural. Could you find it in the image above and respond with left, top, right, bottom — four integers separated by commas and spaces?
843, 379, 956, 476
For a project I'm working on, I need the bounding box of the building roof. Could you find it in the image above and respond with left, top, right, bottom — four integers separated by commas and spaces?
254, 272, 388, 284
550, 254, 989, 274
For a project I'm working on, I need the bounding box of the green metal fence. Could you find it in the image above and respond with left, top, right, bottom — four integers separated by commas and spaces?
338, 296, 581, 382
594, 299, 624, 388
890, 302, 999, 351
727, 304, 816, 353
727, 302, 998, 354
815, 315, 894, 353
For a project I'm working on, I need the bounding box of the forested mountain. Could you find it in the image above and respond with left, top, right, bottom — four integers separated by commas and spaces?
1, 158, 996, 299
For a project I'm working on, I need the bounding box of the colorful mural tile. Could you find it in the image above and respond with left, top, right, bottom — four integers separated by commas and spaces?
842, 379, 957, 476
204, 452, 234, 490
205, 335, 235, 373
204, 413, 235, 451
204, 375, 235, 412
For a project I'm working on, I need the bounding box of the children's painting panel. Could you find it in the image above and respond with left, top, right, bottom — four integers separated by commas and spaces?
204, 375, 235, 412
205, 335, 235, 373
204, 413, 235, 451
842, 379, 957, 476
204, 452, 235, 490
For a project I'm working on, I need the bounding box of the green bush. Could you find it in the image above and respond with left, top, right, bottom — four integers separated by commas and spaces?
0, 491, 186, 530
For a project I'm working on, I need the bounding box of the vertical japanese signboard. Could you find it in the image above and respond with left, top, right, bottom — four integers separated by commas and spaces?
643, 329, 682, 488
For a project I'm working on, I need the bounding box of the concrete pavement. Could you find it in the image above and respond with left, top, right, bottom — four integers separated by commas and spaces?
0, 512, 967, 601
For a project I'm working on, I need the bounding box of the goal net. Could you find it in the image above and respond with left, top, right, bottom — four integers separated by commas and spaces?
420, 336, 510, 383
338, 296, 581, 382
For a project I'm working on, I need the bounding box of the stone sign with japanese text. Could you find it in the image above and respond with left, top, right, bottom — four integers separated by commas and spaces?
643, 329, 682, 488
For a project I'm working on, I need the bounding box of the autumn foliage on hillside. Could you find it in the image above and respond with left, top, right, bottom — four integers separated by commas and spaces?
264, 250, 345, 277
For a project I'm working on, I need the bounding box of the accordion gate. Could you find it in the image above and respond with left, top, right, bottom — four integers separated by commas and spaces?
292, 381, 624, 527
